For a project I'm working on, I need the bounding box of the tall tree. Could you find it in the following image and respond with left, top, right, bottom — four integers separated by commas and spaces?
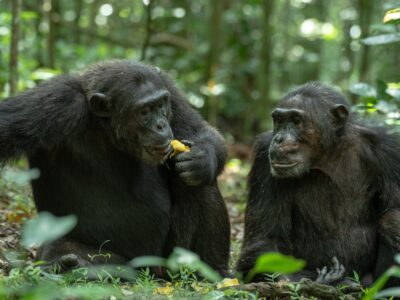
74, 0, 83, 44
141, 0, 154, 61
43, 0, 60, 68
255, 0, 274, 131
205, 0, 225, 126
9, 0, 22, 96
357, 0, 374, 82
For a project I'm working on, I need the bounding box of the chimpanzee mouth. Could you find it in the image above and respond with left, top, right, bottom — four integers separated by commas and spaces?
146, 144, 172, 160
271, 161, 298, 169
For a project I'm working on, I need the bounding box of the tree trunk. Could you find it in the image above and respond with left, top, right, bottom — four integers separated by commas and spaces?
205, 0, 225, 126
87, 0, 99, 44
9, 0, 22, 96
34, 1, 45, 67
141, 0, 154, 61
74, 0, 83, 44
357, 0, 373, 82
255, 0, 274, 131
44, 0, 60, 69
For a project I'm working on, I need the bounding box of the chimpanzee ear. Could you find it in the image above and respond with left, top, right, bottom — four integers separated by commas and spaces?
330, 104, 349, 126
88, 93, 112, 117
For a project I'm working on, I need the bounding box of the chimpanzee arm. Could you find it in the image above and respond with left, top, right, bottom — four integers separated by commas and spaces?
236, 133, 292, 276
164, 79, 227, 185
0, 75, 87, 162
364, 129, 400, 284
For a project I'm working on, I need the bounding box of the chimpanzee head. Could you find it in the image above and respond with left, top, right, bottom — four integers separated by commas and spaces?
83, 60, 174, 164
269, 82, 350, 178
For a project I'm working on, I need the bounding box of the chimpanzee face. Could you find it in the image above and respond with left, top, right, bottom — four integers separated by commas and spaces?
88, 77, 174, 165
269, 108, 319, 178
269, 101, 349, 178
128, 83, 173, 164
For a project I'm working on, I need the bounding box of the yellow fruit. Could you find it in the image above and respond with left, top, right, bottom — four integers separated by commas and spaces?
170, 139, 190, 158
217, 278, 240, 289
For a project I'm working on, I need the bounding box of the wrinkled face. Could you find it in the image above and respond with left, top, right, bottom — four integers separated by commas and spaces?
88, 80, 174, 165
269, 108, 321, 178
129, 85, 173, 164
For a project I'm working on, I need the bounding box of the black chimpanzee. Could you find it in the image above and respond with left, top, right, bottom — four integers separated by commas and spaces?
237, 82, 400, 286
0, 60, 230, 274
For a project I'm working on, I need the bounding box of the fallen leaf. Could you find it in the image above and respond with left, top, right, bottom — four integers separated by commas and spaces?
217, 278, 240, 289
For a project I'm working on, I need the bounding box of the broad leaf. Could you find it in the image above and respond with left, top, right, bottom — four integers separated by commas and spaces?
22, 212, 77, 248
167, 247, 222, 282
362, 33, 400, 45
383, 8, 400, 24
245, 252, 305, 282
349, 82, 377, 98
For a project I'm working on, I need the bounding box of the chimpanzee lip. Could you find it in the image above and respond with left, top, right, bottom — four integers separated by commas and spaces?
146, 144, 172, 156
271, 161, 298, 168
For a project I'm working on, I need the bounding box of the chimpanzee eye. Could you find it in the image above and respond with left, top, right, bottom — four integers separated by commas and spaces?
140, 107, 151, 117
273, 115, 283, 126
293, 116, 302, 125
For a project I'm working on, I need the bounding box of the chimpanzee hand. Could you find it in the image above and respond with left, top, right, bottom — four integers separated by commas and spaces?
315, 257, 345, 285
174, 140, 217, 186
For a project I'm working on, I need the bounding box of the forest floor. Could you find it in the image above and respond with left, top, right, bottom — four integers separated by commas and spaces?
0, 159, 363, 299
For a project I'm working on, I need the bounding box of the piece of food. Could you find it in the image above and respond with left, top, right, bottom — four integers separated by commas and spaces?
169, 139, 190, 158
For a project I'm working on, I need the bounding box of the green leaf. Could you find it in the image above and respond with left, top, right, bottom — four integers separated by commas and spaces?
167, 248, 222, 282
383, 8, 400, 24
362, 266, 398, 300
376, 80, 392, 101
394, 254, 400, 264
349, 82, 377, 98
30, 68, 61, 81
22, 212, 77, 248
377, 287, 400, 298
253, 252, 305, 274
130, 256, 167, 268
202, 290, 225, 300
362, 33, 400, 45
387, 84, 400, 100
245, 252, 305, 282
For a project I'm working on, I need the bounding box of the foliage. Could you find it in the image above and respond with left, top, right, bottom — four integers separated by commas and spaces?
1, 0, 399, 138
245, 252, 306, 283
21, 212, 77, 248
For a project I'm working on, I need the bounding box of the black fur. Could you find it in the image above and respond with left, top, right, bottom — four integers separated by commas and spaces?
237, 82, 400, 286
0, 60, 230, 274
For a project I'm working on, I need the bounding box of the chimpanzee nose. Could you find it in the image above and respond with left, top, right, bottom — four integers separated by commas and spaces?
280, 143, 299, 154
275, 135, 284, 144
155, 119, 167, 132
270, 142, 299, 161
153, 119, 172, 142
157, 122, 166, 131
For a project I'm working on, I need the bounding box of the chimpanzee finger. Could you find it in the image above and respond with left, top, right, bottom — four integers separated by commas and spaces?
175, 160, 194, 173
332, 256, 339, 272
180, 139, 195, 147
174, 151, 194, 162
320, 266, 327, 276
339, 264, 345, 277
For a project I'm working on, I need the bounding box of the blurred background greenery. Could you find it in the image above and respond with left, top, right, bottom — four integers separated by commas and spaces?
0, 0, 399, 144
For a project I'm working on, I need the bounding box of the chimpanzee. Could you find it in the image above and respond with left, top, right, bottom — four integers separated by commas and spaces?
237, 82, 400, 286
0, 60, 230, 274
